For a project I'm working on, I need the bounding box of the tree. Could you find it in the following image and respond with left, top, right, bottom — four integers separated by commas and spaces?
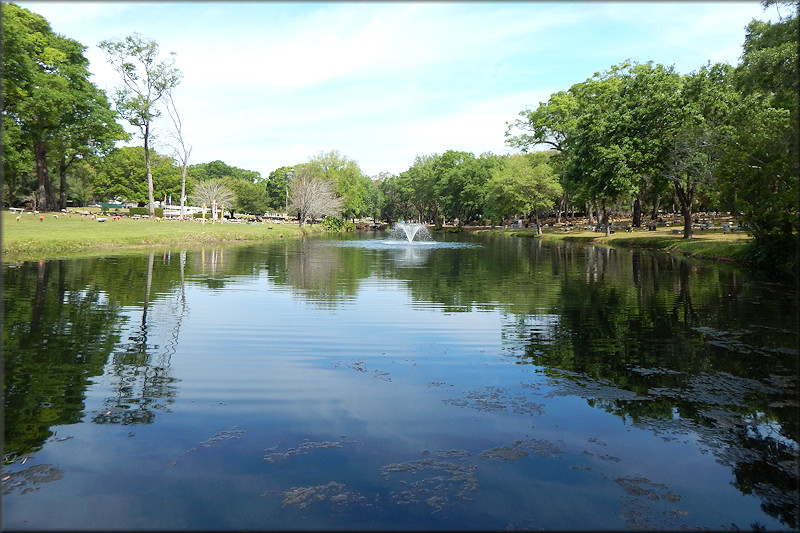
505, 90, 579, 152
724, 3, 799, 256
266, 166, 294, 212
378, 173, 413, 225
2, 113, 33, 206
612, 62, 688, 235
50, 81, 129, 210
564, 65, 632, 235
661, 63, 737, 239
190, 179, 235, 220
305, 150, 369, 221
189, 160, 261, 183
2, 3, 124, 211
402, 154, 441, 223
162, 86, 191, 219
99, 34, 182, 215
289, 163, 342, 228
485, 153, 563, 233
225, 178, 268, 217
94, 146, 182, 205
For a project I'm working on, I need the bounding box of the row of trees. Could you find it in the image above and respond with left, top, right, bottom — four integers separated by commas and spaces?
2, 2, 128, 212
3, 2, 796, 259
505, 0, 797, 249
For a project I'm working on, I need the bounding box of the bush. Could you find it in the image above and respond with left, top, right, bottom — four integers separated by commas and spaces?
321, 216, 356, 232
129, 207, 164, 217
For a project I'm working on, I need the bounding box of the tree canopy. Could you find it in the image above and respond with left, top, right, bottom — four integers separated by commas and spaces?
2, 2, 127, 210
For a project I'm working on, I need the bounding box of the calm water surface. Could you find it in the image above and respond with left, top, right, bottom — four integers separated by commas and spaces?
3, 231, 798, 531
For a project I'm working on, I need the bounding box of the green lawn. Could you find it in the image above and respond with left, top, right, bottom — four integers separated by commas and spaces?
3, 210, 755, 265
2, 210, 314, 262
474, 221, 753, 264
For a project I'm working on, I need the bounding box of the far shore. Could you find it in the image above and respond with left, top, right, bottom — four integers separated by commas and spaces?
2, 210, 320, 262
3, 210, 753, 267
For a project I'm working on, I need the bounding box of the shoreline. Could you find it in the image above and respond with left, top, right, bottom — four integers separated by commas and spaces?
0, 211, 771, 273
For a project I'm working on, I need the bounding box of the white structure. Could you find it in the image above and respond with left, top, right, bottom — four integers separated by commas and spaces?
162, 206, 203, 218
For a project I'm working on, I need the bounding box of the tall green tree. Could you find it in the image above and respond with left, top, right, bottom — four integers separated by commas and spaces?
485, 153, 563, 233
99, 34, 182, 216
225, 178, 267, 217
402, 154, 441, 223
2, 3, 124, 211
724, 2, 798, 258
305, 150, 369, 221
377, 173, 413, 225
51, 82, 129, 210
266, 166, 294, 212
661, 63, 737, 239
189, 160, 261, 183
433, 150, 498, 226
94, 146, 182, 205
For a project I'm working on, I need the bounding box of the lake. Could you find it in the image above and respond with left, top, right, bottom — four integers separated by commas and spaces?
2, 230, 798, 530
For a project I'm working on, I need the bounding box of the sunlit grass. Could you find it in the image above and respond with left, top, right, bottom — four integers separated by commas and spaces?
476, 222, 753, 264
2, 210, 314, 262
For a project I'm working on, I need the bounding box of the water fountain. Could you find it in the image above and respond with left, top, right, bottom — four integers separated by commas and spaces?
388, 222, 433, 243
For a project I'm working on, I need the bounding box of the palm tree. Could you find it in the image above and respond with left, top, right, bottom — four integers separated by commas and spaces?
190, 180, 235, 220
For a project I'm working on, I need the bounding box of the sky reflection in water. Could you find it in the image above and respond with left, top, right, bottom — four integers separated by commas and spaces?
2, 234, 798, 530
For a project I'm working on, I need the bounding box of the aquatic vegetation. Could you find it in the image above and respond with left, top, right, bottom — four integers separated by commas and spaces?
1, 464, 64, 496
444, 385, 546, 416
280, 481, 368, 509
264, 437, 360, 463
169, 426, 244, 467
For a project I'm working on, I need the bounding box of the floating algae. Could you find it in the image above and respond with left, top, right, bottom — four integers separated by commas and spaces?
333, 359, 392, 381
2, 464, 64, 495
281, 481, 367, 509
379, 449, 478, 511
480, 439, 564, 461
444, 386, 545, 416
169, 426, 244, 467
543, 369, 650, 402
614, 476, 687, 530
264, 436, 359, 463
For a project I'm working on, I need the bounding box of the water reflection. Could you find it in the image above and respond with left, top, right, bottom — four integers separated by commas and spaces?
504, 247, 798, 528
3, 260, 120, 462
91, 251, 185, 425
2, 234, 798, 529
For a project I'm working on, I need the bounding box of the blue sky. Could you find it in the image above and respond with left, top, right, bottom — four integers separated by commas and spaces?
17, 1, 782, 178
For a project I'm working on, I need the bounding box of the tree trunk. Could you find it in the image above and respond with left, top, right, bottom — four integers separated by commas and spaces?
603, 207, 611, 237
59, 158, 68, 210
145, 123, 155, 216
587, 200, 594, 226
180, 164, 187, 219
673, 182, 694, 240
33, 139, 56, 211
632, 196, 642, 227
650, 196, 660, 220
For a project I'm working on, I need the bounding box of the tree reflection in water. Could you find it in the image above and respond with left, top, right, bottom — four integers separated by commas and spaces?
2, 238, 797, 529
506, 248, 798, 528
92, 251, 187, 425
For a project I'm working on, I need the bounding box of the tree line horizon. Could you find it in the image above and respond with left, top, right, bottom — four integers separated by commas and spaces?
2, 1, 797, 264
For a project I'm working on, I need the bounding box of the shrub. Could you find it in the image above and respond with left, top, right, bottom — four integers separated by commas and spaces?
321, 216, 355, 232
129, 207, 164, 217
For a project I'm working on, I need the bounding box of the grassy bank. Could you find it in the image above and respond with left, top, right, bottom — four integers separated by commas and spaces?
473, 223, 754, 264
1, 210, 785, 275
2, 210, 318, 262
